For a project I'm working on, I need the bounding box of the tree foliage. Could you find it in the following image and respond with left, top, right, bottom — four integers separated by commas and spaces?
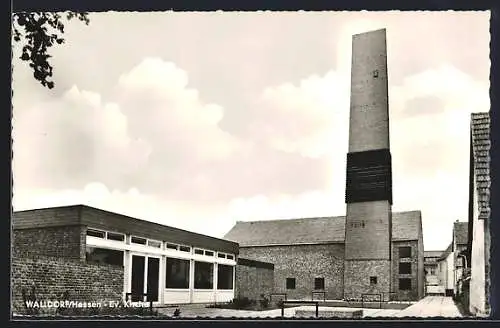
12, 12, 90, 89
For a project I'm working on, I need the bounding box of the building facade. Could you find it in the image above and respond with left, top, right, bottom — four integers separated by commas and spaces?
468, 112, 491, 316
13, 205, 239, 305
435, 221, 468, 297
424, 251, 444, 295
224, 211, 425, 301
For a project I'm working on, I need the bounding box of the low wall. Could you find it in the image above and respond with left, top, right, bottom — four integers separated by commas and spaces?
11, 256, 123, 314
235, 258, 274, 301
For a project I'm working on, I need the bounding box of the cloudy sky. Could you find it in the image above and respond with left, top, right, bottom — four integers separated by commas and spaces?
12, 11, 490, 251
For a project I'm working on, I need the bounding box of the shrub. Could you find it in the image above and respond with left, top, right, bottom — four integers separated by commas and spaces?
232, 296, 253, 309
259, 294, 270, 309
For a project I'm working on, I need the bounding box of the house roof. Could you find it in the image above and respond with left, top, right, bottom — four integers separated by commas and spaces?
471, 112, 491, 220
224, 210, 422, 247
453, 221, 469, 246
424, 251, 443, 258
439, 243, 453, 261
13, 204, 239, 254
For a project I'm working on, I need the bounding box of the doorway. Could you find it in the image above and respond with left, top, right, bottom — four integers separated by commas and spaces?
130, 254, 161, 302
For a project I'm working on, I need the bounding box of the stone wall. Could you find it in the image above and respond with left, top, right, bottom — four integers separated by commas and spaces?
13, 225, 86, 261
239, 244, 345, 300
344, 260, 391, 301
235, 259, 274, 301
11, 256, 123, 314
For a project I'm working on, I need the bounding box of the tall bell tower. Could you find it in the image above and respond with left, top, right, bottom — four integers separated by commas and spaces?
343, 28, 393, 300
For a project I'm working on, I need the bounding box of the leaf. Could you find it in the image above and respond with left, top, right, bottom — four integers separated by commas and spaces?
12, 11, 90, 89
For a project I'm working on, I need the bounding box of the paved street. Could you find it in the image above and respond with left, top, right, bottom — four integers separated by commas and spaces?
394, 296, 463, 318
157, 296, 463, 319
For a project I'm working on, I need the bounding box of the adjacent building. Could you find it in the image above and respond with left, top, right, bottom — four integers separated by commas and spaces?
468, 112, 491, 316
435, 221, 468, 297
13, 205, 239, 306
424, 251, 444, 295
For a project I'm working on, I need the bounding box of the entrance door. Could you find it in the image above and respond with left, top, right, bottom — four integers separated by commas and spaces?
131, 255, 145, 302
130, 254, 161, 303
147, 257, 160, 302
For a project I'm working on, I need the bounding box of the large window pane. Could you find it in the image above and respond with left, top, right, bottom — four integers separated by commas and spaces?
86, 247, 123, 266
217, 265, 234, 290
166, 258, 190, 289
194, 261, 213, 289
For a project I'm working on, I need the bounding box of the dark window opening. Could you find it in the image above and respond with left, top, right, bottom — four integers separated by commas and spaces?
194, 249, 204, 255
370, 276, 378, 285
205, 251, 214, 256
86, 247, 123, 266
399, 278, 412, 290
194, 261, 213, 289
286, 278, 296, 290
166, 243, 178, 250
179, 246, 191, 252
131, 236, 147, 245
218, 253, 226, 258
373, 70, 379, 78
227, 255, 234, 260
87, 229, 105, 238
314, 278, 325, 290
217, 264, 234, 290
399, 262, 412, 274
166, 258, 190, 289
106, 232, 124, 241
399, 246, 412, 258
148, 240, 162, 248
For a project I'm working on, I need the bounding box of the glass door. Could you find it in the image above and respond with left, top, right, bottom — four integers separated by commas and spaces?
130, 253, 161, 303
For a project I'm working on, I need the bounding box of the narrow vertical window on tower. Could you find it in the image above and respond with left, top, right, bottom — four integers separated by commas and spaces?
370, 276, 378, 285
372, 69, 379, 78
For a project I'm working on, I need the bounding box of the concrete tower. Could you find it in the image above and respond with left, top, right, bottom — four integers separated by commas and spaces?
343, 29, 393, 301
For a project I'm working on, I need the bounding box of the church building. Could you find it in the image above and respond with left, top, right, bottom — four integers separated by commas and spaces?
224, 28, 425, 302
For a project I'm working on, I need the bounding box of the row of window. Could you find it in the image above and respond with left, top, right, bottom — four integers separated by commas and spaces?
166, 257, 233, 289
370, 276, 412, 291
87, 228, 233, 260
86, 247, 234, 290
284, 276, 413, 291
285, 278, 325, 290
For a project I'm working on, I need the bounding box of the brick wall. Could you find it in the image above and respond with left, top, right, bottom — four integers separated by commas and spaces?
13, 225, 86, 261
343, 260, 391, 301
391, 241, 420, 301
11, 256, 123, 314
239, 244, 345, 300
235, 261, 274, 301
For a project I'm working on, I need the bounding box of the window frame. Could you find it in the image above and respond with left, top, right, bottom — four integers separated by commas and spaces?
399, 246, 412, 259
286, 278, 296, 290
86, 228, 106, 238
399, 278, 412, 291
165, 257, 191, 289
399, 262, 412, 275
314, 277, 325, 290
